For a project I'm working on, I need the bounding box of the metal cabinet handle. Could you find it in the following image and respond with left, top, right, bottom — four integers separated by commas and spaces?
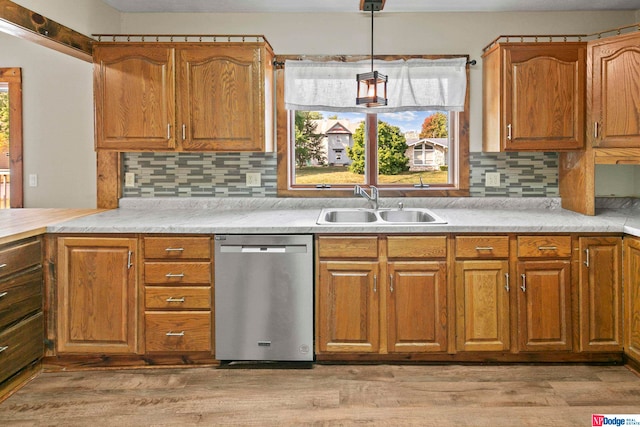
507, 124, 512, 140
0, 263, 6, 269
167, 123, 171, 139
0, 345, 8, 353
127, 251, 133, 269
0, 291, 7, 299
182, 124, 186, 140
389, 274, 394, 293
520, 274, 526, 292
505, 273, 510, 292
538, 246, 557, 251
584, 248, 590, 268
165, 331, 185, 337
373, 274, 377, 293
165, 247, 185, 252
165, 273, 185, 278
475, 246, 494, 251
594, 121, 599, 139
165, 297, 186, 303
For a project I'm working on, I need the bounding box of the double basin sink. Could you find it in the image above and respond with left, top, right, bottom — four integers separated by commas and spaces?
316, 208, 446, 225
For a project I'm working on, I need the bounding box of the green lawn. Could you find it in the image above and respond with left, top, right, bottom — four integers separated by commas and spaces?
295, 166, 448, 185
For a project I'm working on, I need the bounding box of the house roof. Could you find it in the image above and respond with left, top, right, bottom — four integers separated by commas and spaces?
406, 138, 449, 149
311, 119, 362, 136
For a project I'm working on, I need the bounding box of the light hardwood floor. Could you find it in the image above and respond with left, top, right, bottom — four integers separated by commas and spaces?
1, 364, 639, 426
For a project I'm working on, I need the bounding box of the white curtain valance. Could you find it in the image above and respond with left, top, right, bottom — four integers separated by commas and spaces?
284, 57, 467, 113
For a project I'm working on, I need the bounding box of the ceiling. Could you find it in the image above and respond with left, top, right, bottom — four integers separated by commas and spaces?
100, 0, 640, 13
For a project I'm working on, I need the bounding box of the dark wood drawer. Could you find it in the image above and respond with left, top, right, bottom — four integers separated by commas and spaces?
0, 269, 42, 330
144, 262, 211, 285
145, 312, 211, 352
517, 236, 572, 258
0, 312, 43, 384
317, 236, 378, 259
0, 238, 41, 280
145, 286, 211, 310
387, 236, 447, 259
144, 237, 211, 260
456, 236, 510, 259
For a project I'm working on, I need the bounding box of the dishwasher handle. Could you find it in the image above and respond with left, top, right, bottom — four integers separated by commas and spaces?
219, 245, 308, 254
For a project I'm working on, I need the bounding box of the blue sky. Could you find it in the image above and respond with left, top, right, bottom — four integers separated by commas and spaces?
319, 110, 441, 134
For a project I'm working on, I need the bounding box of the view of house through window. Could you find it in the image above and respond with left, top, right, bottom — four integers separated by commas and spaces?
292, 109, 453, 187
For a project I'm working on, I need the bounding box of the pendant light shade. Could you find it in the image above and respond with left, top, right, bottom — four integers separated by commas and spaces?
356, 1, 388, 107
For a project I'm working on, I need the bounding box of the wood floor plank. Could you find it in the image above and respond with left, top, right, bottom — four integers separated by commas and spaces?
1, 364, 639, 426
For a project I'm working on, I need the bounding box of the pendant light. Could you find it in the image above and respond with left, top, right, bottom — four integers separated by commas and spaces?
356, 0, 388, 107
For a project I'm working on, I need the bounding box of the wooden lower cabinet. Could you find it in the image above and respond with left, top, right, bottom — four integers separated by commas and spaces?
516, 260, 572, 352
455, 260, 510, 351
388, 261, 447, 353
57, 237, 138, 354
317, 261, 380, 353
624, 237, 640, 364
316, 235, 448, 357
578, 237, 622, 352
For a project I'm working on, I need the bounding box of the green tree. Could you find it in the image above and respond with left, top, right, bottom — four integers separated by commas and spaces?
0, 92, 8, 152
294, 111, 325, 168
347, 120, 409, 175
420, 112, 448, 138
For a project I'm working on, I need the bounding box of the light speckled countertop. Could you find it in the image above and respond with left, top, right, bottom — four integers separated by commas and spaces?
44, 197, 640, 237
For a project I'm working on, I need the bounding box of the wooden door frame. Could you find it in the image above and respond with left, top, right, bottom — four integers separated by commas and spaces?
0, 67, 23, 208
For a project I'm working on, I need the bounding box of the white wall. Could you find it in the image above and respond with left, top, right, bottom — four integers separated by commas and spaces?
120, 11, 636, 153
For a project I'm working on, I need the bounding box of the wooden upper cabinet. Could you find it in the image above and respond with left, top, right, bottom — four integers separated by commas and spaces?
589, 31, 640, 148
93, 45, 176, 151
93, 41, 274, 152
483, 42, 586, 152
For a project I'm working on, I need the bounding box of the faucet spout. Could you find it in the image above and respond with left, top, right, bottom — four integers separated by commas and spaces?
354, 185, 379, 210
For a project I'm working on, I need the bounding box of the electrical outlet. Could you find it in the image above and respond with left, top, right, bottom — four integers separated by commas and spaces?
124, 172, 135, 188
246, 172, 261, 187
485, 172, 501, 187
29, 174, 38, 187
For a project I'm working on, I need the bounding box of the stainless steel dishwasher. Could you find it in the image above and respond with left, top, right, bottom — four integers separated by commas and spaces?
214, 234, 313, 362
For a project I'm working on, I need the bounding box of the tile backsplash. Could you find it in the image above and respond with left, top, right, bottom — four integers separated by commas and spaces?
122, 152, 558, 198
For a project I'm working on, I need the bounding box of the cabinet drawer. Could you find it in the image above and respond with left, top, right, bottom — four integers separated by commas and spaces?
0, 269, 42, 330
0, 312, 43, 384
387, 236, 447, 259
517, 236, 572, 258
144, 237, 211, 260
0, 238, 41, 280
317, 236, 378, 259
145, 312, 211, 352
145, 286, 211, 310
144, 262, 211, 284
456, 236, 509, 259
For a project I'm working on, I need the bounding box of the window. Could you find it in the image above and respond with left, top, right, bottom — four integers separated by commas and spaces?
276, 56, 470, 197
0, 68, 23, 208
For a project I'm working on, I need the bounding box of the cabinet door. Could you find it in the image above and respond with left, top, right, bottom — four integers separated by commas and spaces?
590, 32, 640, 148
387, 261, 447, 353
578, 237, 623, 352
57, 237, 138, 353
516, 261, 572, 352
455, 260, 510, 352
177, 45, 263, 151
624, 237, 640, 363
317, 261, 379, 353
504, 44, 585, 150
94, 45, 175, 150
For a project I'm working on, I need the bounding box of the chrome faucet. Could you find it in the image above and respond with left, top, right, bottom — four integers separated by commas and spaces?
354, 185, 379, 210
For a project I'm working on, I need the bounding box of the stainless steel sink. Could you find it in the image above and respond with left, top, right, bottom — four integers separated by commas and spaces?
316, 208, 446, 225
322, 209, 377, 223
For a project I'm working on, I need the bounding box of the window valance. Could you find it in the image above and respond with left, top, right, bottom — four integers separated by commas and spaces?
284, 57, 467, 113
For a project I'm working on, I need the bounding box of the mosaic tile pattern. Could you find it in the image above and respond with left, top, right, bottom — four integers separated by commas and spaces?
122, 151, 558, 198
469, 152, 559, 197
122, 152, 278, 197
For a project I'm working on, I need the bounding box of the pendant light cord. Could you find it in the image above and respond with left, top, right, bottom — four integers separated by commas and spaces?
370, 9, 374, 72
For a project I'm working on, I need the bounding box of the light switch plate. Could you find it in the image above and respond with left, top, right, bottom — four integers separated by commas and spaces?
124, 172, 135, 188
246, 172, 261, 187
29, 174, 38, 187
